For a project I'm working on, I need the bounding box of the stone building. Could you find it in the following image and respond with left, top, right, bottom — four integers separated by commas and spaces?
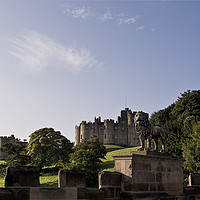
0, 135, 16, 160
75, 108, 140, 147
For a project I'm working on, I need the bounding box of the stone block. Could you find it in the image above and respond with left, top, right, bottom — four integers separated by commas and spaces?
30, 187, 77, 200
189, 173, 200, 186
77, 188, 105, 200
58, 170, 86, 188
0, 189, 12, 200
98, 171, 122, 187
5, 166, 40, 187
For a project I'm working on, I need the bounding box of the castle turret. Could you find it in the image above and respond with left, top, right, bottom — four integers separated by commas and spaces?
75, 125, 80, 146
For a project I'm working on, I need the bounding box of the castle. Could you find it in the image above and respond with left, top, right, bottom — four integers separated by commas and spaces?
75, 108, 141, 147
0, 135, 16, 160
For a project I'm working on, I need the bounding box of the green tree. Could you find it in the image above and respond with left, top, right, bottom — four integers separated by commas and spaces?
1, 142, 30, 166
68, 134, 107, 187
27, 128, 73, 168
183, 121, 200, 173
150, 90, 200, 158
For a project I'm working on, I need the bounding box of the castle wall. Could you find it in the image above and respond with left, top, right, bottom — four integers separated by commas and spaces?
0, 135, 16, 160
75, 108, 140, 147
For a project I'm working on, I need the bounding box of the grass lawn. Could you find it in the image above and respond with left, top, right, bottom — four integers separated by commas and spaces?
100, 146, 140, 171
40, 172, 58, 187
0, 172, 58, 188
104, 145, 123, 149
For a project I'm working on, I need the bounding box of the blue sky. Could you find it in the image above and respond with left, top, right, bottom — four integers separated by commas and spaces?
0, 0, 200, 142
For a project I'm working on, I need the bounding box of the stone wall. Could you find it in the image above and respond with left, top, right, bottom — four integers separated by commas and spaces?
5, 166, 40, 187
113, 151, 184, 195
58, 170, 86, 188
99, 171, 122, 199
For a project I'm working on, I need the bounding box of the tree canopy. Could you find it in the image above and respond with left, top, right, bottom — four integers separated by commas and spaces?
68, 134, 107, 187
27, 128, 73, 168
150, 90, 200, 173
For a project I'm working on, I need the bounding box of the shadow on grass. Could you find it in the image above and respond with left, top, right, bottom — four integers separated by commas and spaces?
40, 181, 58, 188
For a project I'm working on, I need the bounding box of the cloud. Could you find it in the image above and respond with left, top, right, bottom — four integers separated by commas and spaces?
8, 30, 98, 73
61, 4, 140, 26
62, 4, 93, 22
136, 26, 145, 30
118, 15, 140, 25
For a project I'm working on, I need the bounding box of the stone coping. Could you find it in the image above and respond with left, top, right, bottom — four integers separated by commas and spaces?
112, 151, 184, 161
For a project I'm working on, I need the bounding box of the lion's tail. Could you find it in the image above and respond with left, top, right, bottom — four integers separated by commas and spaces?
163, 131, 176, 137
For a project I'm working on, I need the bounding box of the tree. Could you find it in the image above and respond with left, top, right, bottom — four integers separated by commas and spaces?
1, 142, 30, 166
27, 128, 73, 168
68, 134, 107, 187
150, 90, 200, 158
183, 121, 200, 173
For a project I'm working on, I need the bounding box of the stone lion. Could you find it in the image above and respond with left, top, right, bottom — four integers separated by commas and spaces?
134, 111, 166, 152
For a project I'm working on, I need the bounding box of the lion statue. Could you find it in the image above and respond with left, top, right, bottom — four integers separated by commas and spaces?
134, 111, 166, 152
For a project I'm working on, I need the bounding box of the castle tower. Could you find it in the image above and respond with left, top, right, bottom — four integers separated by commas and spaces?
74, 108, 141, 147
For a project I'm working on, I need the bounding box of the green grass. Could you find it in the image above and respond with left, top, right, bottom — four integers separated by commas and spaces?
100, 146, 140, 171
40, 172, 58, 187
104, 145, 123, 149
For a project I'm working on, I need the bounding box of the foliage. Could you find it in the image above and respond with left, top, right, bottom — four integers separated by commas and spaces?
183, 121, 200, 173
27, 128, 73, 168
68, 134, 107, 187
1, 142, 30, 166
150, 90, 200, 159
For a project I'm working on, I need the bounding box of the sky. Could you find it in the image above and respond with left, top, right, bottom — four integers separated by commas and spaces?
0, 0, 200, 142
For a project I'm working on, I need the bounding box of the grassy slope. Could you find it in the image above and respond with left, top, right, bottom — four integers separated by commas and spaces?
100, 146, 140, 171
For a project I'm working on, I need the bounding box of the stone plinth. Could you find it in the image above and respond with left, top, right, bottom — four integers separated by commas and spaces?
5, 166, 40, 187
189, 173, 200, 186
98, 171, 121, 198
112, 151, 184, 195
58, 170, 86, 188
30, 187, 77, 200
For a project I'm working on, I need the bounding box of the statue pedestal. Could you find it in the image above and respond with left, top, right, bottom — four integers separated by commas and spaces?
112, 151, 184, 195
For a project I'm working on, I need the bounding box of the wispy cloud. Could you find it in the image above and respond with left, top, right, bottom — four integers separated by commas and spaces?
136, 26, 145, 31
61, 4, 140, 26
118, 15, 140, 25
8, 30, 98, 73
62, 4, 92, 22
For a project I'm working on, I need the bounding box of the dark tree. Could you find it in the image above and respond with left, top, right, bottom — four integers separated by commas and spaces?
27, 128, 73, 168
68, 134, 107, 187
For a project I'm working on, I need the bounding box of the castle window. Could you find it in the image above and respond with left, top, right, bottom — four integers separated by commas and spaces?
105, 134, 106, 139
86, 126, 88, 129
91, 126, 94, 129
101, 135, 103, 139
122, 127, 125, 131
101, 126, 104, 130
115, 135, 117, 139
120, 134, 122, 139
115, 126, 118, 130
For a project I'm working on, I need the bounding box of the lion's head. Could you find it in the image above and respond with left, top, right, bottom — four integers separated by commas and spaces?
134, 111, 151, 137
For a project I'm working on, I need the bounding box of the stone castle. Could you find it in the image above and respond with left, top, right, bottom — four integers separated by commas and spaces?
0, 135, 16, 160
75, 108, 141, 147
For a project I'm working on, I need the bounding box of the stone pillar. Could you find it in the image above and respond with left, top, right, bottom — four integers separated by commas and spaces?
189, 173, 200, 186
98, 171, 122, 199
5, 166, 40, 187
58, 170, 86, 188
113, 151, 184, 195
